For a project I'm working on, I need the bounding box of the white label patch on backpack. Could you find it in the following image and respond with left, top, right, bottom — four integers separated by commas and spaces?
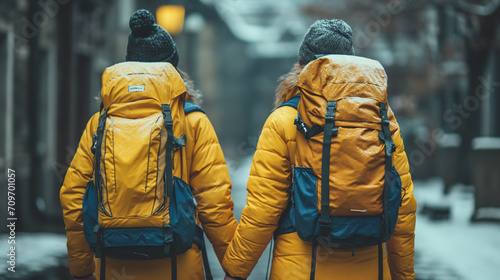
129, 85, 145, 92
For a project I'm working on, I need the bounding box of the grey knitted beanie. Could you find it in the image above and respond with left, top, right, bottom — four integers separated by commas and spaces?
298, 19, 355, 65
126, 9, 179, 66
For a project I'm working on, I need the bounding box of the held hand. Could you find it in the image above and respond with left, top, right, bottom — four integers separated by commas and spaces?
224, 275, 238, 280
74, 274, 96, 280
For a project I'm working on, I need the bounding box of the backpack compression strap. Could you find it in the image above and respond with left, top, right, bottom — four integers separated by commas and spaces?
319, 101, 338, 238
311, 101, 338, 280
279, 94, 325, 139
286, 95, 327, 140
379, 103, 395, 235
294, 114, 325, 139
194, 226, 214, 280
162, 104, 175, 199
92, 109, 110, 217
162, 104, 177, 280
378, 103, 395, 280
90, 108, 109, 280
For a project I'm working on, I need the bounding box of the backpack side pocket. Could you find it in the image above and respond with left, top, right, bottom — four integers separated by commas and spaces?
83, 180, 98, 252
170, 177, 196, 254
293, 166, 318, 242
386, 166, 403, 241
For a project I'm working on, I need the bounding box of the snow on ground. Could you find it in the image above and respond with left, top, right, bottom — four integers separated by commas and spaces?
414, 178, 500, 280
1, 163, 498, 280
0, 232, 68, 278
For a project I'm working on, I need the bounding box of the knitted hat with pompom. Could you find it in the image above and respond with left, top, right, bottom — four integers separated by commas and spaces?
126, 9, 179, 66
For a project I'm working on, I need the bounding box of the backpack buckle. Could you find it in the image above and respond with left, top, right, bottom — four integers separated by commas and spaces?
380, 103, 390, 126
325, 101, 337, 121
173, 135, 186, 151
295, 116, 308, 135
331, 127, 338, 137
300, 122, 308, 134
163, 225, 173, 244
164, 120, 173, 129
382, 118, 390, 126
162, 104, 174, 128
319, 220, 330, 237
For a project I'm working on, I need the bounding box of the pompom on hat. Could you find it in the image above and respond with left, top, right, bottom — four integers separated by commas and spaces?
126, 9, 179, 66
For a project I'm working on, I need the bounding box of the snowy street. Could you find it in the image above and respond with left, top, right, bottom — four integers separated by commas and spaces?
1, 159, 499, 279
413, 178, 500, 280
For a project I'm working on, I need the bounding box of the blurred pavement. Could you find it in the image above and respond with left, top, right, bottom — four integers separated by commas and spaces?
413, 178, 500, 280
204, 157, 271, 279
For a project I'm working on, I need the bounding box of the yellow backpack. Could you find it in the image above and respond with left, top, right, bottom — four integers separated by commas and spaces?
82, 62, 212, 280
277, 55, 403, 280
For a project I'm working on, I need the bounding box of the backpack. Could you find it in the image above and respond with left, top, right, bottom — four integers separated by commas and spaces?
276, 55, 403, 280
81, 62, 212, 280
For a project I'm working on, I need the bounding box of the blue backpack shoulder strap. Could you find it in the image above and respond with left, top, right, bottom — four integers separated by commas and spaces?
277, 94, 300, 109
184, 100, 206, 115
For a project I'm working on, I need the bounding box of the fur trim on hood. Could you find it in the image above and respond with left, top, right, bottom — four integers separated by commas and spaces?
177, 68, 202, 106
273, 63, 304, 110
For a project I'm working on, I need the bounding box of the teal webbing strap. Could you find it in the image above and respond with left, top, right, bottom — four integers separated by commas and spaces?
319, 101, 337, 238
379, 103, 394, 236
162, 104, 174, 199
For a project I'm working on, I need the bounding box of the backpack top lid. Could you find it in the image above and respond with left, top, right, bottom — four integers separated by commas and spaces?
297, 55, 387, 104
101, 61, 186, 112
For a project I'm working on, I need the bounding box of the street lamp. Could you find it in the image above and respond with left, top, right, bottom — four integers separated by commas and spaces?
156, 5, 185, 35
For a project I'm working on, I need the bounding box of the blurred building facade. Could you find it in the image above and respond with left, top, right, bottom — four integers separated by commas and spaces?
0, 0, 136, 232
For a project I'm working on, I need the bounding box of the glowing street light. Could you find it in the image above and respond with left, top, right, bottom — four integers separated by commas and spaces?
156, 5, 185, 35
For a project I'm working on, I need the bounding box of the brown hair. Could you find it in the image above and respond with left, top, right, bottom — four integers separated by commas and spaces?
176, 68, 202, 106
273, 63, 304, 110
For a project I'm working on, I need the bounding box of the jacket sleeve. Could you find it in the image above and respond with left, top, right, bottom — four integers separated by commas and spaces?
186, 112, 238, 264
59, 112, 100, 278
222, 110, 293, 279
387, 121, 418, 279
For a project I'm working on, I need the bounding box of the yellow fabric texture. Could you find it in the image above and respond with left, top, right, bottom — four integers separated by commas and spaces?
223, 56, 417, 280
60, 62, 238, 279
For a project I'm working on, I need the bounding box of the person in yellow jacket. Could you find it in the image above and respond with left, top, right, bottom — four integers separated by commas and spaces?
222, 19, 417, 280
60, 10, 238, 280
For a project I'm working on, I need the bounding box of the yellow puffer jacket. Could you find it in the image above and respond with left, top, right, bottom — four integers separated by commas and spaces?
222, 62, 417, 280
60, 62, 238, 280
